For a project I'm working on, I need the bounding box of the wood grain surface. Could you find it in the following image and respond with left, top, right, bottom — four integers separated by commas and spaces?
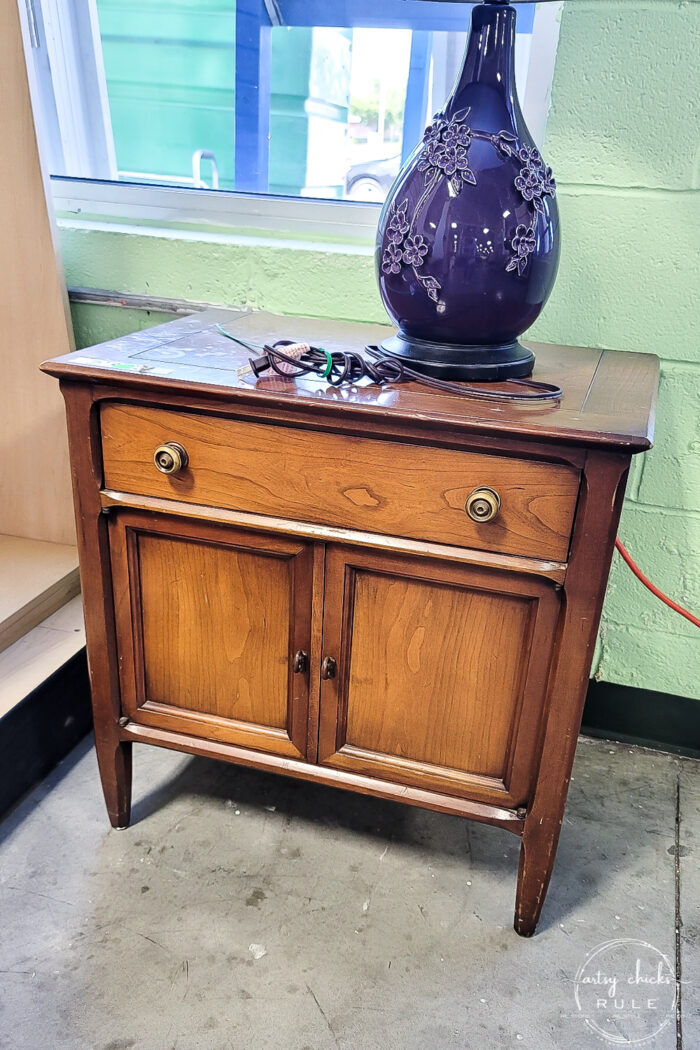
344, 572, 532, 775
101, 403, 581, 561
50, 313, 658, 935
109, 511, 313, 759
119, 719, 525, 832
42, 308, 659, 452
317, 546, 562, 807
2, 0, 74, 544
139, 535, 289, 725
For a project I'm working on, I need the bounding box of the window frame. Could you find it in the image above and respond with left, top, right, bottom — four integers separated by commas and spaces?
51, 176, 383, 246
24, 0, 563, 249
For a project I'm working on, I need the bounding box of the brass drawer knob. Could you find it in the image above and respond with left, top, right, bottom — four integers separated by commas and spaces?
153, 442, 188, 475
466, 487, 501, 523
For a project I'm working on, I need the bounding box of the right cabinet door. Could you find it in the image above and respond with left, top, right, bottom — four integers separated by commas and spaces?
317, 545, 562, 807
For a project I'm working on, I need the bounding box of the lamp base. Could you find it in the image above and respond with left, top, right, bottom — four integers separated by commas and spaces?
378, 331, 535, 382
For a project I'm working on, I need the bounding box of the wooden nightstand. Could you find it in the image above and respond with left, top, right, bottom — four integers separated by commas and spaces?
42, 309, 658, 936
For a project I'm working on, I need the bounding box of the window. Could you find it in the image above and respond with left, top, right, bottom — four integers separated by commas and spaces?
22, 0, 562, 235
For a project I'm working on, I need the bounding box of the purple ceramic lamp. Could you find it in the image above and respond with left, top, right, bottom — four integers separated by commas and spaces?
376, 0, 560, 380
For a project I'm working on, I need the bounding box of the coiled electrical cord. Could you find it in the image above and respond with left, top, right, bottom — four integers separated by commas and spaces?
215, 326, 698, 626
223, 332, 563, 403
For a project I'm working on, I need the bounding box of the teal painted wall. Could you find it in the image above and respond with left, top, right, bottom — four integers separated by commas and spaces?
269, 27, 352, 198
97, 0, 238, 189
62, 0, 700, 701
268, 28, 314, 196
96, 3, 349, 196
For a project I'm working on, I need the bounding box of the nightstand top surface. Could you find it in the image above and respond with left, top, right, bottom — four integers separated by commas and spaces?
42, 308, 658, 451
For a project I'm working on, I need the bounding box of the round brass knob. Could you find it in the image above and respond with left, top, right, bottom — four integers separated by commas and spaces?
153, 442, 188, 475
466, 487, 501, 523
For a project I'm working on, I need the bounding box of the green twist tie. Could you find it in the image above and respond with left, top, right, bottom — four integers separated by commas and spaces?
320, 349, 333, 378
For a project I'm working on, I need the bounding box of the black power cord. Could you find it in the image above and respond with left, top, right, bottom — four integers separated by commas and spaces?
216, 327, 563, 403
216, 327, 699, 628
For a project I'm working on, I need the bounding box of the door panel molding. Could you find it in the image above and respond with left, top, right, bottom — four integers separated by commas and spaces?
318, 545, 561, 807
109, 510, 314, 758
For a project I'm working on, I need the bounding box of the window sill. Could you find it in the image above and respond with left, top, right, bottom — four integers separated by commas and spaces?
57, 217, 376, 259
52, 177, 380, 254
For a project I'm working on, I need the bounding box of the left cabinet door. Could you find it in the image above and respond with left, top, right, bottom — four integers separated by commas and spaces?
109, 511, 315, 759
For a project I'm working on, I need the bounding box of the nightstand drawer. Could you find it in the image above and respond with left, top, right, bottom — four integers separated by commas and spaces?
101, 404, 580, 561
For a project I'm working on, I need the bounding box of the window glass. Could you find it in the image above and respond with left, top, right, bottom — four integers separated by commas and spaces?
29, 1, 550, 205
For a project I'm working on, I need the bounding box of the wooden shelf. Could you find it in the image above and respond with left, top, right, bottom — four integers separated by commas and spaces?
0, 535, 80, 655
0, 594, 85, 719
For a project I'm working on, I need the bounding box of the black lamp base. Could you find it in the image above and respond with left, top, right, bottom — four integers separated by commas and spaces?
378, 331, 535, 382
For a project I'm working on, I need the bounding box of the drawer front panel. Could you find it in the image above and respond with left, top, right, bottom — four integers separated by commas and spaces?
101, 404, 580, 561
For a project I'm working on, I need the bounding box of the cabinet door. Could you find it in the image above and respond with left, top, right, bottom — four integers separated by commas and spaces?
110, 511, 314, 759
317, 546, 561, 807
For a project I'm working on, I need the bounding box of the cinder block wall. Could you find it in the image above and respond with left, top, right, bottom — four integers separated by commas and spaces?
528, 0, 700, 699
61, 0, 699, 702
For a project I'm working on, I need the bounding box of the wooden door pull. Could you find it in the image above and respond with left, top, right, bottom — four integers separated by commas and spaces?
321, 656, 337, 680
293, 650, 308, 674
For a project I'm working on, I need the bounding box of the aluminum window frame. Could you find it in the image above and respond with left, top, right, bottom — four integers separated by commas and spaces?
26, 0, 563, 248
51, 177, 383, 246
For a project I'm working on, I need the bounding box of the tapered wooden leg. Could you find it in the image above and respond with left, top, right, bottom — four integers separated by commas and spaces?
95, 734, 132, 829
514, 811, 563, 937
59, 387, 138, 830
511, 454, 633, 936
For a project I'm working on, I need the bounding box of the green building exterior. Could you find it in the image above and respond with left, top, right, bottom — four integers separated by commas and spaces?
96, 0, 350, 197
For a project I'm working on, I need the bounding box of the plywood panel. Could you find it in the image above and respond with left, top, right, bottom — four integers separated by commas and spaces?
0, 534, 79, 653
0, 1, 74, 544
0, 594, 85, 718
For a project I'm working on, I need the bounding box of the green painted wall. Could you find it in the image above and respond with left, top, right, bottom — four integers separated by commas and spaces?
529, 0, 700, 701
70, 303, 175, 347
62, 0, 700, 701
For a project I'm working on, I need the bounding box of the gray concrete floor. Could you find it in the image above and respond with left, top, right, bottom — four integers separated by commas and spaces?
0, 735, 697, 1050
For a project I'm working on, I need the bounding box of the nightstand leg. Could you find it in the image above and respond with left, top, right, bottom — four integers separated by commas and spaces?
95, 734, 132, 829
513, 453, 633, 937
513, 812, 563, 937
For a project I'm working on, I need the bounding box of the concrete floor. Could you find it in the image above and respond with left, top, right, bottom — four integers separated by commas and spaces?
0, 736, 697, 1050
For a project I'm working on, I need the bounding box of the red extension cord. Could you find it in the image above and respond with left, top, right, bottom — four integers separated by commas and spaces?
615, 539, 700, 629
